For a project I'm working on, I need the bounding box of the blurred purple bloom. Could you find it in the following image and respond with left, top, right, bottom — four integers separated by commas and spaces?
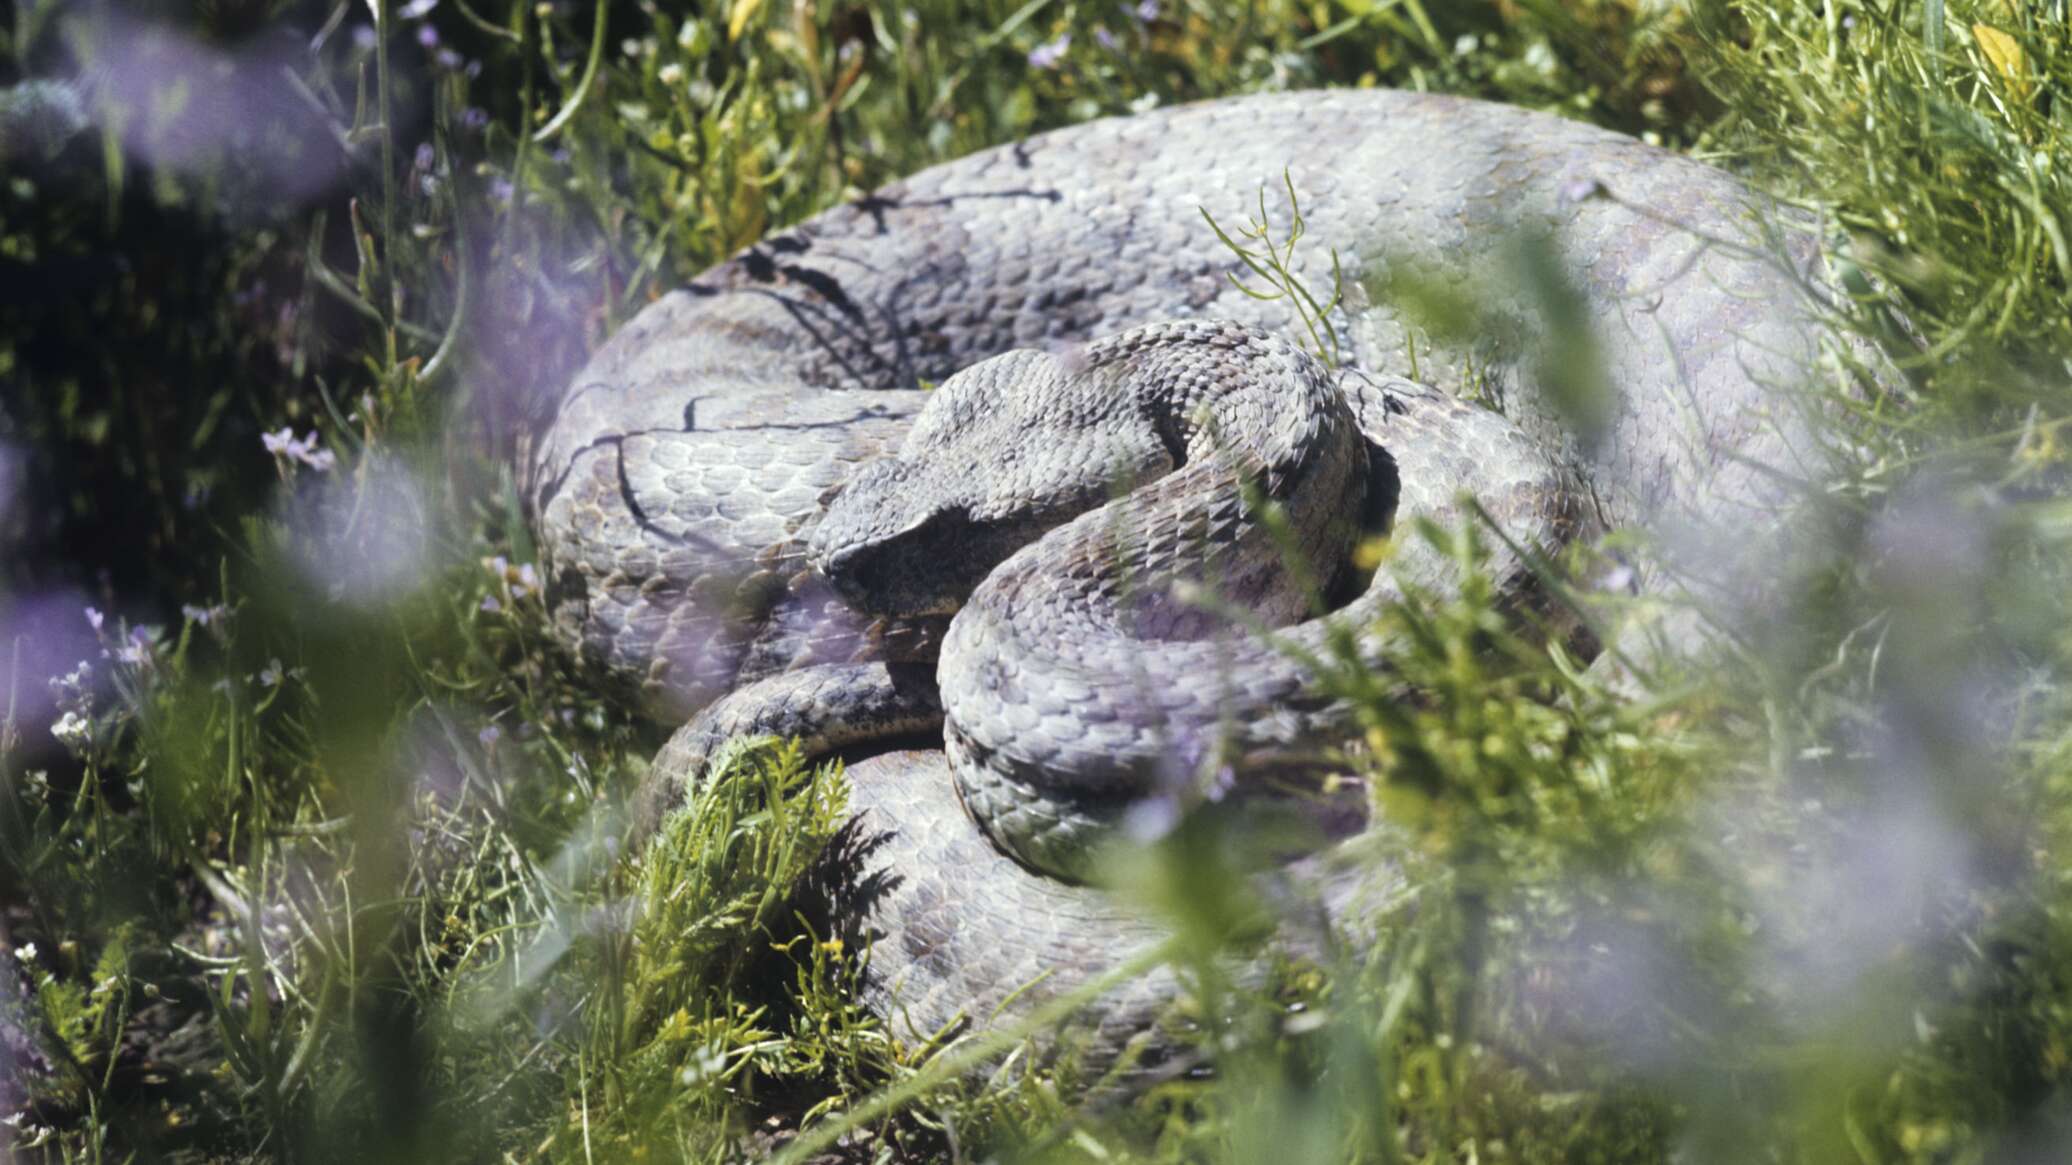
1123, 794, 1179, 842
462, 106, 489, 132
85, 14, 351, 215
416, 24, 440, 49
1095, 27, 1116, 49
400, 0, 439, 17
479, 594, 503, 614
435, 49, 463, 71
1133, 0, 1158, 23
1027, 33, 1070, 69
478, 724, 501, 747
285, 456, 429, 606
489, 177, 515, 205
414, 141, 436, 171
2, 594, 103, 739
352, 25, 378, 51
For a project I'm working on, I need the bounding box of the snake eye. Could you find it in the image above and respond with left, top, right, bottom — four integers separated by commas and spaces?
818, 504, 1035, 618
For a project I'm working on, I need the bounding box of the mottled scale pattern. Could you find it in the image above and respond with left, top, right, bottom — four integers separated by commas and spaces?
526, 90, 1847, 1068
922, 356, 1573, 889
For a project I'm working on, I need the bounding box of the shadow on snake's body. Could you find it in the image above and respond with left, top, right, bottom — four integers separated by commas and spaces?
526, 89, 1844, 1066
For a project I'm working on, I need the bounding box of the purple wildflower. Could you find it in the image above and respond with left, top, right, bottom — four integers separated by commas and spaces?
263, 427, 337, 473
1027, 32, 1070, 69
84, 607, 104, 633
416, 24, 439, 49
115, 626, 157, 668
1133, 0, 1158, 23
401, 0, 439, 17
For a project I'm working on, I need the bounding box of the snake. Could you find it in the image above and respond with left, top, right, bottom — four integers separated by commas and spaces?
526, 89, 1842, 1068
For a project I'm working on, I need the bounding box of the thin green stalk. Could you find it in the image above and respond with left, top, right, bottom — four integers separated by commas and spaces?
374, 0, 398, 354
533, 0, 610, 144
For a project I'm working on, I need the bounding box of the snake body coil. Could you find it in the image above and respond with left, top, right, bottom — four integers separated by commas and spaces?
528, 90, 1839, 1061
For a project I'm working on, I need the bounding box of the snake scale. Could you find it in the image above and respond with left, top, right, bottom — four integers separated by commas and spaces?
526, 90, 1838, 1065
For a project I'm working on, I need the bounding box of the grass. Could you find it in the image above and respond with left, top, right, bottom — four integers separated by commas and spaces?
3, 0, 2071, 1161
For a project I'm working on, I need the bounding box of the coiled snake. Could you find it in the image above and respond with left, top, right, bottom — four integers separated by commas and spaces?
527, 90, 1837, 1064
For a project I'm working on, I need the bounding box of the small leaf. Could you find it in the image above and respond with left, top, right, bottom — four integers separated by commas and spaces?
1922, 0, 1946, 80
727, 0, 766, 42
1973, 23, 2031, 99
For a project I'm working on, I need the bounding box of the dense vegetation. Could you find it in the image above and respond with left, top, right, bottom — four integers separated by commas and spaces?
3, 0, 2070, 1160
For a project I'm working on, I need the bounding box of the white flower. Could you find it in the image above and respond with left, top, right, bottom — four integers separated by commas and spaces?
658, 63, 685, 86
263, 427, 337, 473
51, 710, 92, 755
12, 942, 36, 963
181, 603, 228, 626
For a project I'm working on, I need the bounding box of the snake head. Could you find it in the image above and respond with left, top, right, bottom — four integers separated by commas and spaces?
808, 347, 1176, 617
807, 456, 1050, 617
